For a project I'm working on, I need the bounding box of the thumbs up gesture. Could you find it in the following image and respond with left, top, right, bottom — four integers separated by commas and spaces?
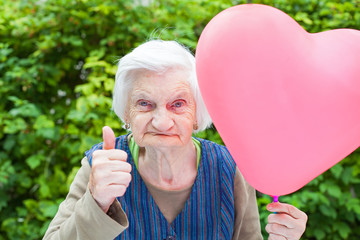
89, 126, 132, 213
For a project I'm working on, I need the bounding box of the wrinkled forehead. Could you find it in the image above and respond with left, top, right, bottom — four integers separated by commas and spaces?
131, 68, 192, 91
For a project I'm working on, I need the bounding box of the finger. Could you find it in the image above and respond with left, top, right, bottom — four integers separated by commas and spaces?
92, 161, 132, 175
93, 149, 128, 162
102, 126, 116, 150
268, 233, 287, 240
267, 202, 307, 220
110, 172, 132, 186
93, 184, 128, 200
266, 223, 292, 238
111, 162, 132, 173
267, 223, 304, 240
107, 183, 129, 197
268, 212, 298, 229
94, 171, 132, 187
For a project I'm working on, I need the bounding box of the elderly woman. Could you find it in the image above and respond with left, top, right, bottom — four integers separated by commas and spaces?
44, 40, 307, 240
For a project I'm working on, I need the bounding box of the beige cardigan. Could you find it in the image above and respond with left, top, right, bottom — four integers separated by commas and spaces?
43, 157, 263, 240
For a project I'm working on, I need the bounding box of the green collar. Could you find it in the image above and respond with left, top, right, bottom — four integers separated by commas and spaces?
129, 136, 201, 170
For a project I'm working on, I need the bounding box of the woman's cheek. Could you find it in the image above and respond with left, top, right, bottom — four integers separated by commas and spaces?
182, 106, 196, 120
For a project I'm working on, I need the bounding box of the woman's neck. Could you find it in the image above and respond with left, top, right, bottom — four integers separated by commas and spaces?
138, 141, 197, 190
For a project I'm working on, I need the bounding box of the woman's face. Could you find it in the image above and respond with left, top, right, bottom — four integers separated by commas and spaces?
126, 68, 196, 149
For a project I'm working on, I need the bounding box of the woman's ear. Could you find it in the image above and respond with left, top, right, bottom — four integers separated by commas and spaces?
193, 115, 198, 130
123, 108, 130, 124
123, 110, 131, 130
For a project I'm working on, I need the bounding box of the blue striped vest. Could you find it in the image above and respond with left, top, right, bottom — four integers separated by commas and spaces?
86, 135, 236, 239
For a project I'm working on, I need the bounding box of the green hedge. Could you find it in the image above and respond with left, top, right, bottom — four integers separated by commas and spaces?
1, 0, 359, 239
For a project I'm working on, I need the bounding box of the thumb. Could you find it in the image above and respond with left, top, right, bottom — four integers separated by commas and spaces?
102, 126, 116, 150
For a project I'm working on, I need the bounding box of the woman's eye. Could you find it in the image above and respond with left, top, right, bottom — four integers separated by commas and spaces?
172, 100, 185, 108
137, 100, 153, 110
139, 101, 148, 106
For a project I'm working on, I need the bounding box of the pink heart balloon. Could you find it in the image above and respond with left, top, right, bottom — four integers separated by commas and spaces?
196, 4, 360, 196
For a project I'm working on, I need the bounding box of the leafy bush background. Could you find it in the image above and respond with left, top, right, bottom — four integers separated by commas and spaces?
1, 0, 360, 239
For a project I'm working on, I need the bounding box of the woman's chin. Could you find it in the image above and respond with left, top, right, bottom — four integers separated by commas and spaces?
141, 134, 187, 148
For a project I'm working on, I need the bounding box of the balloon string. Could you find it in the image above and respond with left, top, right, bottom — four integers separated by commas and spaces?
272, 195, 279, 214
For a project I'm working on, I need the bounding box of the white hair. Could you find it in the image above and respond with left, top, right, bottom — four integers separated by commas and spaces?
112, 40, 212, 133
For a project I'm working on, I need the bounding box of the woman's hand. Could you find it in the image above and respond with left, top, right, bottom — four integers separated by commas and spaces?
266, 202, 307, 240
89, 126, 132, 213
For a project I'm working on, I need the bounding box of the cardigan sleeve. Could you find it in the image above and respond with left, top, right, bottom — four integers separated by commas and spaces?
232, 167, 263, 240
43, 157, 129, 240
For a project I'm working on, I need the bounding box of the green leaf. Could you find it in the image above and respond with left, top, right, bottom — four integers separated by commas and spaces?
9, 103, 41, 117
34, 115, 55, 129
319, 204, 337, 219
67, 110, 86, 122
313, 228, 326, 240
66, 166, 80, 189
0, 191, 9, 211
3, 135, 16, 151
341, 167, 354, 184
327, 185, 342, 198
329, 164, 343, 179
23, 199, 38, 210
26, 154, 44, 170
334, 222, 351, 239
39, 201, 59, 218
4, 118, 27, 133
39, 182, 51, 198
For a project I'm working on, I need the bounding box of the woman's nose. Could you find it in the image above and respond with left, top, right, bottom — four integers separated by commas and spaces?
151, 108, 174, 132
